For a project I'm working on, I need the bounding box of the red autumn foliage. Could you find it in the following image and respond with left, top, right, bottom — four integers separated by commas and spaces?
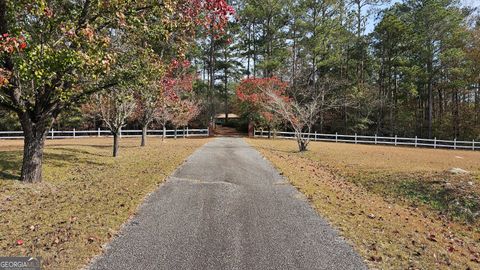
236, 77, 290, 127
184, 0, 235, 38
236, 77, 289, 106
156, 59, 200, 131
162, 59, 195, 100
0, 34, 27, 55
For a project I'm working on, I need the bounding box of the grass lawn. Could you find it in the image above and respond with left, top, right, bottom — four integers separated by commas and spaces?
247, 138, 480, 269
0, 137, 210, 269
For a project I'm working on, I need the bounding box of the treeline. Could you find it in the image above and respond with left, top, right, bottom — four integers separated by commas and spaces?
200, 0, 480, 140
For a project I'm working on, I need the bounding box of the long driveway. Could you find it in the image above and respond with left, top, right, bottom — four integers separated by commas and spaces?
88, 137, 366, 270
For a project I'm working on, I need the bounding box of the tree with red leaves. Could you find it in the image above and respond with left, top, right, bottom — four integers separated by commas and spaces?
236, 77, 288, 137
237, 76, 329, 151
0, 0, 234, 182
156, 59, 200, 141
263, 81, 334, 152
171, 99, 201, 139
133, 0, 234, 145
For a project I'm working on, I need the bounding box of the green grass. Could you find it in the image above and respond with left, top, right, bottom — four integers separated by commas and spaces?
396, 178, 480, 222
0, 137, 210, 269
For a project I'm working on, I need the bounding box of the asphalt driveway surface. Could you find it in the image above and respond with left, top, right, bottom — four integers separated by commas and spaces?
88, 137, 366, 270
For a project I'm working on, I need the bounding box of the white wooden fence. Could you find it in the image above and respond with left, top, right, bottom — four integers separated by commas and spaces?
0, 128, 209, 140
254, 129, 479, 151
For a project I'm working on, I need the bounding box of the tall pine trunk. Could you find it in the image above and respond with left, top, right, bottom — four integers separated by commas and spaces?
428, 78, 433, 138
19, 114, 50, 183
224, 49, 229, 125
209, 30, 215, 119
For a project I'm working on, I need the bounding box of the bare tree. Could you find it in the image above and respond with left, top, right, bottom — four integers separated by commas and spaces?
87, 89, 136, 157
266, 93, 319, 151
265, 79, 341, 151
135, 80, 161, 147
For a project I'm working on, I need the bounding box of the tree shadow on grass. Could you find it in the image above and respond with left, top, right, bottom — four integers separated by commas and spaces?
0, 151, 22, 180
50, 147, 110, 158
0, 147, 107, 182
43, 151, 105, 167
54, 143, 138, 152
397, 179, 480, 223
252, 144, 299, 154
88, 144, 138, 150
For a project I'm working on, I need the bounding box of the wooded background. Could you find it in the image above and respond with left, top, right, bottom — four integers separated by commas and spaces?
197, 0, 480, 140
1, 0, 479, 140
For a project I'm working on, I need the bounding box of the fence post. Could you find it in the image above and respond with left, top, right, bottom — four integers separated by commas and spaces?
473, 139, 475, 151
434, 137, 437, 149
98, 128, 100, 137
51, 128, 54, 140
395, 135, 397, 146
73, 128, 76, 139
375, 134, 377, 144
315, 131, 317, 141
454, 138, 456, 150
415, 136, 417, 148
335, 132, 338, 143
186, 127, 189, 137
355, 133, 357, 144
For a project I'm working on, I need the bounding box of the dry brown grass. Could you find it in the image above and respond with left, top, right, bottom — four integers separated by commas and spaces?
247, 138, 480, 269
299, 140, 480, 173
0, 137, 210, 269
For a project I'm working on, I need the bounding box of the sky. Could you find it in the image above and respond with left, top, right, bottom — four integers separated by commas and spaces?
463, 0, 480, 9
364, 0, 480, 33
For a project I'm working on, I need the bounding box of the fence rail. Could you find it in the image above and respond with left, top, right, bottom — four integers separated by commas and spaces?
0, 128, 209, 140
254, 130, 478, 151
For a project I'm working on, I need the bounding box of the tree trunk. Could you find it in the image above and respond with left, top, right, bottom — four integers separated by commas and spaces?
20, 116, 50, 183
428, 78, 433, 138
141, 125, 147, 147
298, 139, 307, 152
162, 125, 166, 142
174, 128, 177, 139
113, 132, 119, 157
224, 49, 229, 125
292, 23, 297, 92
453, 89, 459, 138
247, 24, 251, 78
209, 30, 215, 119
475, 82, 480, 125
252, 23, 257, 77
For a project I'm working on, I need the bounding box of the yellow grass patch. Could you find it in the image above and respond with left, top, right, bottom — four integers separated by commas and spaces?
247, 138, 480, 269
0, 137, 210, 269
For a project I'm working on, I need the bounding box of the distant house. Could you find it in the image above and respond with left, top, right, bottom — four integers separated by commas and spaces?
214, 113, 240, 125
